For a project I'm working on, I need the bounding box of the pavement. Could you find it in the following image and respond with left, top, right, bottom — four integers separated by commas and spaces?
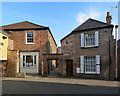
2, 76, 119, 88
2, 74, 120, 94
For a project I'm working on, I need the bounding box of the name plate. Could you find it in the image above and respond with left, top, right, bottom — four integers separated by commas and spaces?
76, 68, 80, 73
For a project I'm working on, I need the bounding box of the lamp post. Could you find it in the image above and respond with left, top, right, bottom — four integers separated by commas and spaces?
115, 25, 119, 80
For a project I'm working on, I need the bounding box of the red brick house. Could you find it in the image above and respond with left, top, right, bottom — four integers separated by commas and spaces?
60, 12, 116, 80
2, 21, 57, 76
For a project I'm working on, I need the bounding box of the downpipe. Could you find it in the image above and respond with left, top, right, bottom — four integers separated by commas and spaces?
115, 25, 119, 80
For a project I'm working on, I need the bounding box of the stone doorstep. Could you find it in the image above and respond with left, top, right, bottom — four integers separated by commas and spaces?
2, 77, 118, 88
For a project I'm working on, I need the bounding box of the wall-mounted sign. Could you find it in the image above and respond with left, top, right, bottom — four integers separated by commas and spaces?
76, 68, 80, 73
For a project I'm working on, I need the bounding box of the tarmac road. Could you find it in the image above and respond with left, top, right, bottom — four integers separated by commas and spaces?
2, 80, 119, 94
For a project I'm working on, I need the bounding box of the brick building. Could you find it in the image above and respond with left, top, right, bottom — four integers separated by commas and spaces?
60, 12, 116, 80
2, 21, 57, 76
0, 30, 8, 75
118, 39, 120, 80
57, 47, 62, 54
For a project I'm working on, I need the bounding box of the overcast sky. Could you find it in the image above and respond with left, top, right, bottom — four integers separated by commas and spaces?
2, 2, 118, 46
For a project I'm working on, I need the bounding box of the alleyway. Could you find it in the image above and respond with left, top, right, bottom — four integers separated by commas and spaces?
48, 68, 58, 78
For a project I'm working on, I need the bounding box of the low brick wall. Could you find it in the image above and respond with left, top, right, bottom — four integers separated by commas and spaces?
6, 49, 19, 77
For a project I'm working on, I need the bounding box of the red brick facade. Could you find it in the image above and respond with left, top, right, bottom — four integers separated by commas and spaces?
3, 21, 57, 76
9, 30, 48, 52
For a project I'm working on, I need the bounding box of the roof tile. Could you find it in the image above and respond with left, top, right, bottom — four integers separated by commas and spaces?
2, 21, 47, 30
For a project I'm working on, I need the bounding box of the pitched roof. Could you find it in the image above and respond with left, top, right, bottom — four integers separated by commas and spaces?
0, 30, 8, 36
73, 18, 113, 32
2, 21, 47, 30
2, 21, 57, 46
61, 18, 114, 41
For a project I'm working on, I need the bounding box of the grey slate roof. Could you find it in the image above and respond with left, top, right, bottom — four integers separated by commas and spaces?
73, 18, 113, 32
61, 18, 114, 41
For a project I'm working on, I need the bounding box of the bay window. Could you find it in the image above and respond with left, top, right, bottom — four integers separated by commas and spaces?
21, 53, 38, 68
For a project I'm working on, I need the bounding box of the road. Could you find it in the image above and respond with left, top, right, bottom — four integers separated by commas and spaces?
2, 80, 119, 94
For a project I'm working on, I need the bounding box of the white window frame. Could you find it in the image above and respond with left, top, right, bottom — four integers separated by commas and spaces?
85, 33, 96, 47
85, 56, 96, 74
26, 32, 34, 44
23, 55, 36, 67
20, 52, 39, 68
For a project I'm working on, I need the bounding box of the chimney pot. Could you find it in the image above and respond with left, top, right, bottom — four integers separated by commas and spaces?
106, 12, 112, 24
107, 12, 110, 17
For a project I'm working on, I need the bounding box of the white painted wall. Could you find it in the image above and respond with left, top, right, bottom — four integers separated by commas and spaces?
20, 67, 38, 73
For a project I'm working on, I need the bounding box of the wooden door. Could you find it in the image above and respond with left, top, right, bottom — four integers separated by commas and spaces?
66, 59, 73, 77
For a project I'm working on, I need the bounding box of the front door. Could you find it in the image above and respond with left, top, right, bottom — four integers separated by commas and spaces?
66, 59, 73, 77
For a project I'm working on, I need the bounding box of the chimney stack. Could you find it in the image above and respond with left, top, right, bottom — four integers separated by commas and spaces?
106, 12, 112, 24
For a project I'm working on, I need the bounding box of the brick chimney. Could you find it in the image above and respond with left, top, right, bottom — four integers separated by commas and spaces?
106, 12, 112, 24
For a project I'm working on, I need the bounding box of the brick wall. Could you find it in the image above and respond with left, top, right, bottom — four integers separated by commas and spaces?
61, 27, 115, 80
118, 39, 120, 79
47, 30, 57, 69
8, 30, 48, 52
6, 49, 19, 76
8, 38, 14, 50
7, 29, 57, 75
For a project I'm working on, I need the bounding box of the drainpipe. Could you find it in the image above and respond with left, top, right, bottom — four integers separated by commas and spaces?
108, 28, 111, 80
40, 30, 44, 75
115, 25, 119, 80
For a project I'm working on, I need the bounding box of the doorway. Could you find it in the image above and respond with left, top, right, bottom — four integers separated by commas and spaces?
66, 59, 73, 77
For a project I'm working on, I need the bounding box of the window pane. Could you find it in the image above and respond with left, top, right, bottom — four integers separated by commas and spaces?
34, 55, 36, 67
23, 55, 25, 67
85, 33, 95, 46
27, 33, 33, 43
27, 38, 33, 42
27, 33, 33, 37
85, 57, 96, 72
26, 55, 33, 67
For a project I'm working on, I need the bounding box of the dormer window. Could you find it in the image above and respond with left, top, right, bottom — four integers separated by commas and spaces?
26, 32, 34, 44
